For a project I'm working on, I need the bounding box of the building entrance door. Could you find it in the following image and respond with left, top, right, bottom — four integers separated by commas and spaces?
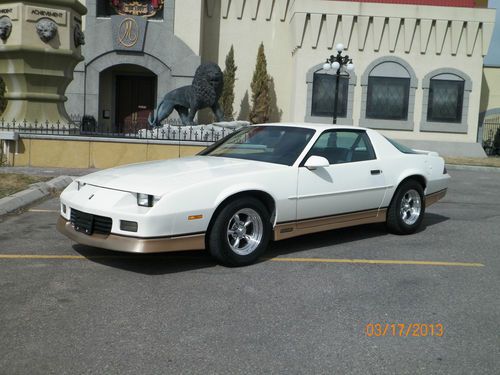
115, 75, 156, 133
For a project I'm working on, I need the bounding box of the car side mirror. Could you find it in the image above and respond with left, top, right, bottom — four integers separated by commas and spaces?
304, 155, 330, 170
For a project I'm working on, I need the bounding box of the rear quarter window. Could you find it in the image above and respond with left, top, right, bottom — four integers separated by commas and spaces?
385, 137, 418, 154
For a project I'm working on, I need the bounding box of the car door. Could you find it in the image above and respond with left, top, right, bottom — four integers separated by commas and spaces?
296, 130, 387, 224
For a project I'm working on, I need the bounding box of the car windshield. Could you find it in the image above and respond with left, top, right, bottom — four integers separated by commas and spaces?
200, 126, 316, 166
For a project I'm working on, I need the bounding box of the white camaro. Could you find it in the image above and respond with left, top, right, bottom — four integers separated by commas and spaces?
58, 123, 450, 266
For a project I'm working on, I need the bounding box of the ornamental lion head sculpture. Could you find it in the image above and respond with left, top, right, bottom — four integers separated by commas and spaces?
36, 18, 58, 43
74, 24, 85, 47
149, 62, 225, 126
0, 16, 12, 41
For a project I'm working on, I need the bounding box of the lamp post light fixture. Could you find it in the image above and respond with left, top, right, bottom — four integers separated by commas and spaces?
323, 43, 355, 124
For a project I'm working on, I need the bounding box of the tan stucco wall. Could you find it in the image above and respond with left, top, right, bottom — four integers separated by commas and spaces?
289, 1, 494, 143
199, 0, 495, 143
481, 67, 500, 116
9, 137, 205, 168
202, 0, 293, 123
174, 0, 203, 55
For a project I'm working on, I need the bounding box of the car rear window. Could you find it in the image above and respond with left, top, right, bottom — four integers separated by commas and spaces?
385, 137, 418, 154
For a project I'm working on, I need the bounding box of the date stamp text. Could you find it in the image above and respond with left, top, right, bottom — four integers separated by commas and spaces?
365, 323, 444, 337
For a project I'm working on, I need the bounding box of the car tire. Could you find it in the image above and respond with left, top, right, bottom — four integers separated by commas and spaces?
386, 180, 425, 235
208, 197, 271, 267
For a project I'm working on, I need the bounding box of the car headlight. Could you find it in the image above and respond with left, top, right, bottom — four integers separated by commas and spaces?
137, 193, 160, 207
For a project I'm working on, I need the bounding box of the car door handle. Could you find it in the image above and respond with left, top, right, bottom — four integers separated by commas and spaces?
371, 169, 382, 175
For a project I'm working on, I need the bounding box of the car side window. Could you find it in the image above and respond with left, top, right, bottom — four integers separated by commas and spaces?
308, 130, 376, 164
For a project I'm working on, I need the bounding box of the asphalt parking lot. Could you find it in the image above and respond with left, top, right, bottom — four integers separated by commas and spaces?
0, 168, 499, 374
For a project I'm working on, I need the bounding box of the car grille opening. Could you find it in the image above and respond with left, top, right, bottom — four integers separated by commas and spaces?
70, 208, 112, 235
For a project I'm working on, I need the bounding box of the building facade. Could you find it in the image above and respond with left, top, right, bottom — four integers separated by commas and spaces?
66, 0, 496, 155
479, 0, 500, 149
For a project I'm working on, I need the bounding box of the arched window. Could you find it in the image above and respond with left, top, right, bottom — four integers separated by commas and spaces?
366, 62, 410, 120
305, 64, 356, 125
311, 73, 349, 118
421, 69, 471, 134
360, 57, 417, 131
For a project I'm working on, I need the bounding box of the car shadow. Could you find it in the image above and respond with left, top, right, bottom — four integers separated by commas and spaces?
419, 212, 449, 230
71, 213, 449, 274
264, 212, 449, 259
72, 244, 216, 275
265, 223, 388, 259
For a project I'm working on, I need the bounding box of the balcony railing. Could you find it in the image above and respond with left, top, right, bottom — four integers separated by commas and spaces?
482, 117, 500, 156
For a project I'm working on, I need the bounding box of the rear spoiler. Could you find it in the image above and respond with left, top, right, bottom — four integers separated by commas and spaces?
413, 149, 439, 157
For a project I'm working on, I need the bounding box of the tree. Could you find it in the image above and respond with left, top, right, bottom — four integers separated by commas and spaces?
249, 42, 271, 124
494, 127, 500, 154
0, 78, 7, 116
220, 45, 237, 121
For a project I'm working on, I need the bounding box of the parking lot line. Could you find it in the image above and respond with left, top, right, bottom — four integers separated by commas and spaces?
0, 254, 86, 259
0, 254, 485, 267
265, 257, 485, 267
0, 254, 196, 260
27, 209, 59, 213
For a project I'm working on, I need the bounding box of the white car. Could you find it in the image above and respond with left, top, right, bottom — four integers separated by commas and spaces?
58, 123, 450, 266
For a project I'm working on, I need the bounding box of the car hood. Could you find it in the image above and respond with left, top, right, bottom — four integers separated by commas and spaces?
79, 156, 285, 196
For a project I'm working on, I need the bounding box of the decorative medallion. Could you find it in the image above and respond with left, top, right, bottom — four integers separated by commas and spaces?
109, 0, 164, 18
117, 17, 139, 47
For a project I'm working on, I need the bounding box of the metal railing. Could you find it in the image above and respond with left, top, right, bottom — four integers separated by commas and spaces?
482, 117, 500, 156
0, 118, 241, 144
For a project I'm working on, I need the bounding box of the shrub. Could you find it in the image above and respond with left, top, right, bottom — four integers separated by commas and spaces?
220, 45, 237, 121
249, 42, 271, 124
0, 78, 7, 116
493, 128, 500, 153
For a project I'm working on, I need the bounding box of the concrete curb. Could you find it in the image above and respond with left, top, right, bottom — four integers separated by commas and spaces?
0, 176, 74, 216
446, 164, 500, 173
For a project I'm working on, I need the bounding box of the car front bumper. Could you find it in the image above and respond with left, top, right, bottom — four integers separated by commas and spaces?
57, 217, 206, 254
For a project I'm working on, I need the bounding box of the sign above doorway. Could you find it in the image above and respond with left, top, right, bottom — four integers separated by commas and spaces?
109, 0, 164, 18
111, 15, 147, 52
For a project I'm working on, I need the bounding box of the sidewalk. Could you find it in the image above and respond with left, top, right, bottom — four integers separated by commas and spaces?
0, 166, 99, 177
0, 167, 97, 216
2, 163, 499, 178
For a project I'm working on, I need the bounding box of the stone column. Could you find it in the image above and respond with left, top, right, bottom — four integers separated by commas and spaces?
0, 0, 87, 128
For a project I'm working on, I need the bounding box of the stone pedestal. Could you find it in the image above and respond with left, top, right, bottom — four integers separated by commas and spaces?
0, 0, 87, 128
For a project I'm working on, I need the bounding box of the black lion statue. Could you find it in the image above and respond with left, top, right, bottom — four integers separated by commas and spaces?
148, 62, 224, 126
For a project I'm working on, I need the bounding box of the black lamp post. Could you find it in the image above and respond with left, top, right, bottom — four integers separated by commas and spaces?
323, 43, 354, 124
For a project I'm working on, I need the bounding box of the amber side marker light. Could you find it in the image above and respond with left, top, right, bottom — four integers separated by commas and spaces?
188, 215, 203, 221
